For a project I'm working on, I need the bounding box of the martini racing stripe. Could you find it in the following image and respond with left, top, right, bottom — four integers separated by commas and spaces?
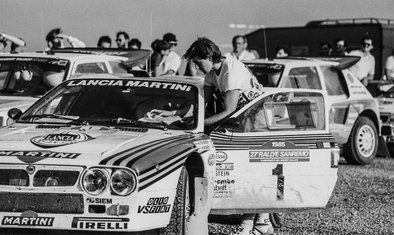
138, 147, 196, 191
121, 137, 194, 168
99, 134, 191, 165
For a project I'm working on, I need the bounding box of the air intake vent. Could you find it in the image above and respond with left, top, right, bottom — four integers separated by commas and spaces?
114, 127, 148, 133
36, 124, 71, 129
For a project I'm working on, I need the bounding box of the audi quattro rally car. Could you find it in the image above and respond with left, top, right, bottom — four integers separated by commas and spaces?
0, 74, 217, 234
244, 57, 385, 165
209, 88, 339, 215
0, 74, 338, 234
0, 49, 150, 126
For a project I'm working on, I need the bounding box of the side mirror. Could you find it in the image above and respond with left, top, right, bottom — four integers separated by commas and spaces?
7, 108, 23, 120
220, 117, 240, 128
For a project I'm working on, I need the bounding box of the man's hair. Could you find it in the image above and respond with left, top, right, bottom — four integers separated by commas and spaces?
116, 31, 129, 40
361, 35, 373, 44
232, 35, 247, 44
276, 46, 288, 54
184, 37, 222, 63
97, 35, 112, 47
320, 41, 332, 49
0, 39, 7, 48
46, 28, 62, 42
334, 37, 346, 45
129, 38, 142, 49
155, 40, 171, 52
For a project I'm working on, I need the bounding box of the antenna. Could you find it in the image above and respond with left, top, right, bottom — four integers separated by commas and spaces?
262, 25, 268, 59
148, 12, 153, 75
40, 0, 46, 52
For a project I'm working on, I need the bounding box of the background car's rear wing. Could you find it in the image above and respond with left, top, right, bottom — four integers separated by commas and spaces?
277, 56, 361, 70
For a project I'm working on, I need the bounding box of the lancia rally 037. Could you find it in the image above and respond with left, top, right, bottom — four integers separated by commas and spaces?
0, 74, 338, 234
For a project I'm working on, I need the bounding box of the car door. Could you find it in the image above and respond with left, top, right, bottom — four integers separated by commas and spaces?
210, 90, 338, 214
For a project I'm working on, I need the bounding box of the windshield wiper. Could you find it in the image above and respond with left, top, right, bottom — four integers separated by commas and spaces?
21, 114, 87, 125
111, 117, 168, 130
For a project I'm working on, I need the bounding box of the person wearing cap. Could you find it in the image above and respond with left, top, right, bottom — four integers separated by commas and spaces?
0, 33, 26, 53
45, 28, 86, 50
157, 32, 181, 76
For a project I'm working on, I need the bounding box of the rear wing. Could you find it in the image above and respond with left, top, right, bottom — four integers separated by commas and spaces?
281, 56, 361, 70
48, 48, 151, 69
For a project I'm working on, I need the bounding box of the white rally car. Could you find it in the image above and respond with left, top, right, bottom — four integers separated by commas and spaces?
245, 57, 386, 165
0, 74, 338, 234
0, 49, 150, 126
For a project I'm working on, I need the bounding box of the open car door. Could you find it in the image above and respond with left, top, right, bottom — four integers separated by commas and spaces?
210, 89, 339, 214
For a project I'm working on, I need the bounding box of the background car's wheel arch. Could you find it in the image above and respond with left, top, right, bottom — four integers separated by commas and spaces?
358, 109, 380, 135
184, 152, 205, 215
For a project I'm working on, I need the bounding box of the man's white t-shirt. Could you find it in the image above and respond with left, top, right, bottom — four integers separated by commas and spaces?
158, 51, 181, 75
385, 55, 394, 79
204, 57, 257, 93
348, 50, 375, 80
224, 50, 256, 61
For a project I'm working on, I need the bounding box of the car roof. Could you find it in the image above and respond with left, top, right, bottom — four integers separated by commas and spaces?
244, 57, 337, 67
0, 51, 128, 61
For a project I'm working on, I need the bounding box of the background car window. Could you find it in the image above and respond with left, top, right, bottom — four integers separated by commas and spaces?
282, 67, 321, 89
109, 61, 128, 73
75, 62, 108, 74
320, 66, 348, 96
247, 64, 284, 87
232, 91, 325, 133
0, 71, 7, 88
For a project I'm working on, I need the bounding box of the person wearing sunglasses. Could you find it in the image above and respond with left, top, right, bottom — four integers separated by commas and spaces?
348, 35, 375, 86
115, 31, 130, 49
157, 32, 181, 76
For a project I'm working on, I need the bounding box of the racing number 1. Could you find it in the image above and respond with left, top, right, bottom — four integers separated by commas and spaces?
272, 164, 284, 200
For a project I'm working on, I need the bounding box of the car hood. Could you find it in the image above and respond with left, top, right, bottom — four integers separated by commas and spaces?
0, 124, 198, 174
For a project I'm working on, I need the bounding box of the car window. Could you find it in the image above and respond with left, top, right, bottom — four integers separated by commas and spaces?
109, 61, 128, 73
75, 62, 108, 74
247, 64, 284, 87
230, 91, 325, 133
320, 66, 348, 96
282, 67, 321, 89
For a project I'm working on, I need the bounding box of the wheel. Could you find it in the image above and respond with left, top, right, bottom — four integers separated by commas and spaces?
160, 167, 190, 235
269, 212, 285, 229
343, 116, 378, 165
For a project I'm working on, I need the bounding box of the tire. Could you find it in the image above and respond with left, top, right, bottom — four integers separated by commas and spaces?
160, 167, 190, 235
269, 212, 285, 229
343, 116, 378, 165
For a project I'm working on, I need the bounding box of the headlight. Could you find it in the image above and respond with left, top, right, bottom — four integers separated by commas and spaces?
110, 169, 137, 196
82, 168, 108, 196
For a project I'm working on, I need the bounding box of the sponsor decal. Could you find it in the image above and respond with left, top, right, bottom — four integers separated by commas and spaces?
214, 178, 235, 198
216, 152, 227, 162
216, 163, 234, 177
137, 197, 171, 214
67, 79, 192, 91
2, 216, 54, 226
31, 131, 93, 148
86, 198, 113, 204
0, 150, 80, 163
249, 150, 310, 162
72, 217, 129, 230
208, 154, 216, 166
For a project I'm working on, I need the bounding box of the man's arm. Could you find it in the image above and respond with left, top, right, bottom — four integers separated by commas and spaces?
204, 89, 240, 126
0, 33, 26, 47
57, 34, 86, 48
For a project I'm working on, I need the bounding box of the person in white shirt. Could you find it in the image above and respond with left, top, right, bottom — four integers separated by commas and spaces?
0, 33, 26, 53
384, 48, 394, 81
348, 36, 375, 86
224, 35, 257, 61
45, 28, 86, 50
158, 33, 181, 76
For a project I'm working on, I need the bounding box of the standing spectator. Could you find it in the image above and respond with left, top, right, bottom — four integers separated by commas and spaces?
224, 35, 256, 61
384, 48, 394, 81
348, 35, 375, 86
319, 41, 332, 56
157, 32, 181, 76
150, 39, 171, 77
115, 31, 129, 49
332, 38, 348, 56
275, 46, 289, 57
45, 28, 86, 50
129, 38, 142, 50
0, 33, 26, 53
97, 35, 112, 48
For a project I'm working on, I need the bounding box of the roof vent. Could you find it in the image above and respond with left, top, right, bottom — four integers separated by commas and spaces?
114, 127, 148, 133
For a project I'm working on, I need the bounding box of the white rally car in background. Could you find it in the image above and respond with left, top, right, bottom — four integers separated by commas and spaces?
245, 57, 387, 165
0, 48, 150, 126
0, 74, 338, 234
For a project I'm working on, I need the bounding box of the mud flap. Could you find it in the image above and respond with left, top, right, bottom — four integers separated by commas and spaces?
186, 177, 209, 235
377, 136, 390, 158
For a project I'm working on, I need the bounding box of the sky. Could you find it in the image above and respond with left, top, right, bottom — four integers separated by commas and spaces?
1, 0, 394, 58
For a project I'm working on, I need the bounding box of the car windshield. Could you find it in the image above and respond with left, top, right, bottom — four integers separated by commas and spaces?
0, 57, 69, 97
19, 78, 198, 130
246, 63, 284, 87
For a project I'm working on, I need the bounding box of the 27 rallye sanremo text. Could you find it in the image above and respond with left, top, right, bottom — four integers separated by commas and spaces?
0, 74, 338, 234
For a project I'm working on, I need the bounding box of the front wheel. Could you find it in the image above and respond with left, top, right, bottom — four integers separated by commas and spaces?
343, 116, 378, 165
160, 167, 190, 234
